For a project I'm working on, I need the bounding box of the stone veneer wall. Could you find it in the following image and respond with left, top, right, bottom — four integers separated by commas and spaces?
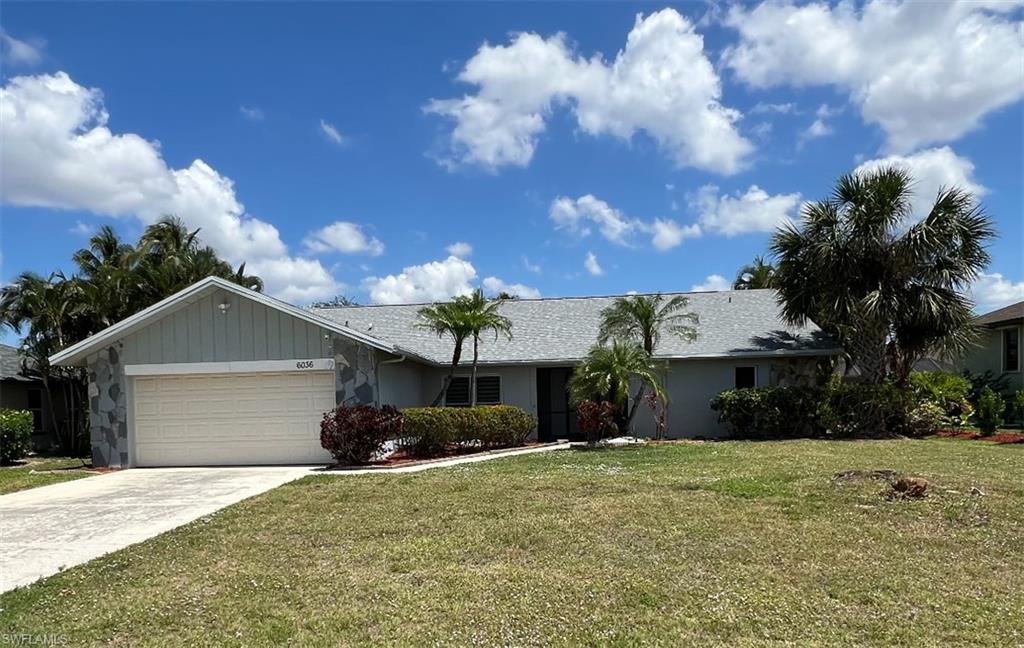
87, 345, 128, 468
333, 336, 378, 406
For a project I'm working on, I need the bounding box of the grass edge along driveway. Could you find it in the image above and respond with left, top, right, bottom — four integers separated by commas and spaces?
0, 457, 94, 495
2, 439, 1022, 646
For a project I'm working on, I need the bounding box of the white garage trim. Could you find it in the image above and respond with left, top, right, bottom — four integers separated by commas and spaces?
125, 358, 336, 376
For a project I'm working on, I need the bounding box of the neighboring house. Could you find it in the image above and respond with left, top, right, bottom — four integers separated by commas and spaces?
0, 343, 69, 451
50, 277, 840, 468
960, 301, 1023, 392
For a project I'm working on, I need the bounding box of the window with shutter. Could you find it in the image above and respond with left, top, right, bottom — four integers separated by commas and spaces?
476, 375, 501, 405
444, 376, 471, 407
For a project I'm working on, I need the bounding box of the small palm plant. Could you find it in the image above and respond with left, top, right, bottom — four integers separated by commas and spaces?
568, 340, 668, 429
597, 294, 696, 427
733, 256, 776, 290
417, 300, 473, 406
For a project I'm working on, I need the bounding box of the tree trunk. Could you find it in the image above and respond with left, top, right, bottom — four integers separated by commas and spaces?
470, 335, 479, 407
431, 339, 464, 406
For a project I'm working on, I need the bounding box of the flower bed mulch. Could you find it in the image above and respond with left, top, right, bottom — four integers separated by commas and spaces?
937, 429, 1024, 444
322, 441, 562, 471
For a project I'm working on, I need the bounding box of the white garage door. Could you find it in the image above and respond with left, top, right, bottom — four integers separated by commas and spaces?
133, 371, 336, 466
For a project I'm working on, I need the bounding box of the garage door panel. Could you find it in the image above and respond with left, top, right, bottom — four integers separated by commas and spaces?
133, 370, 336, 466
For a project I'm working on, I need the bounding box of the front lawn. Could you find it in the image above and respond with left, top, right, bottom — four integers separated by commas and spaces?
2, 439, 1022, 645
0, 457, 93, 495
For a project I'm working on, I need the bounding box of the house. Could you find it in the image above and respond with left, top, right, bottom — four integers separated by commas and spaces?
960, 301, 1023, 392
50, 276, 840, 468
0, 343, 69, 451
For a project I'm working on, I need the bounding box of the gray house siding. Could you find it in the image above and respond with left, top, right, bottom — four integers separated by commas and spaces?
83, 287, 383, 468
961, 324, 1023, 392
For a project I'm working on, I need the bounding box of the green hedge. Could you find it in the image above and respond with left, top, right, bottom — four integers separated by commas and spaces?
710, 381, 928, 440
1, 409, 33, 464
401, 405, 537, 457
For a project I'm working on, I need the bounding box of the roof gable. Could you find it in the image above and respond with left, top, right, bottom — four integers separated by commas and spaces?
976, 301, 1024, 327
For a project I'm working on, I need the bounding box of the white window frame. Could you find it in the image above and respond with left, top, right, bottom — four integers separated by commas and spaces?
735, 366, 758, 389
1001, 325, 1021, 373
442, 374, 502, 406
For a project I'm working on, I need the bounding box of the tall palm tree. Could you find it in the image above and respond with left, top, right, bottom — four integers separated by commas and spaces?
597, 293, 697, 427
733, 256, 776, 290
771, 166, 993, 386
417, 300, 473, 406
568, 340, 667, 415
458, 290, 513, 406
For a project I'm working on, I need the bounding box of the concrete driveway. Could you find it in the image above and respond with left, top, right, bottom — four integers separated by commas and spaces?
0, 466, 314, 593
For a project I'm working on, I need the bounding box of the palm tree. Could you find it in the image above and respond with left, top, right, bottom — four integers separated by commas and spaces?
458, 290, 513, 406
568, 340, 668, 416
771, 166, 993, 386
597, 294, 697, 428
733, 256, 776, 290
417, 300, 473, 406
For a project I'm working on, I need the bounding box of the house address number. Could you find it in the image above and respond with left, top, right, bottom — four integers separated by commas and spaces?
295, 360, 316, 369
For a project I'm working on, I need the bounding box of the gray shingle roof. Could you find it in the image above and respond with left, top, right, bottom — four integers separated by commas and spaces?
976, 301, 1023, 327
0, 344, 34, 381
311, 289, 838, 365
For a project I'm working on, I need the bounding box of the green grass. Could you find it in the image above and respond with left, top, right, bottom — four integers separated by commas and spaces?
0, 457, 93, 495
2, 439, 1023, 646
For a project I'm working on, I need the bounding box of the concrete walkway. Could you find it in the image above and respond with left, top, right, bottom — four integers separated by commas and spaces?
0, 443, 570, 593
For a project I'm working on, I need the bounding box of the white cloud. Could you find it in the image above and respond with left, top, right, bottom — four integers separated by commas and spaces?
804, 118, 832, 140
723, 0, 1024, 152
0, 71, 340, 302
971, 273, 1024, 312
248, 257, 344, 304
584, 251, 604, 276
693, 185, 802, 236
319, 119, 344, 145
426, 8, 752, 174
691, 274, 732, 292
549, 194, 636, 245
0, 30, 44, 66
648, 218, 701, 251
750, 101, 797, 115
69, 220, 95, 236
482, 276, 541, 299
240, 106, 265, 121
304, 221, 384, 256
362, 256, 477, 304
522, 256, 542, 274
853, 146, 986, 221
665, 183, 675, 191
446, 241, 473, 258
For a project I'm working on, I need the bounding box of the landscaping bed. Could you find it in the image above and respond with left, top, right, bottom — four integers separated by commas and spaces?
323, 440, 564, 470
937, 429, 1024, 444
2, 439, 1022, 645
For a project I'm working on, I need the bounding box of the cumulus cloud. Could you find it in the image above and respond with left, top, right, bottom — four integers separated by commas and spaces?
304, 221, 385, 256
693, 185, 802, 236
446, 241, 473, 258
584, 252, 604, 276
549, 195, 636, 245
362, 256, 477, 304
691, 274, 732, 292
319, 119, 344, 145
0, 71, 340, 302
648, 218, 701, 251
853, 146, 986, 220
426, 8, 752, 174
69, 220, 95, 236
482, 276, 541, 299
240, 106, 265, 121
0, 29, 44, 66
723, 0, 1024, 152
970, 273, 1024, 313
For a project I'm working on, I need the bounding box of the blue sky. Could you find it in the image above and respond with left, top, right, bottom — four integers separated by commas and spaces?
1, 1, 1022, 341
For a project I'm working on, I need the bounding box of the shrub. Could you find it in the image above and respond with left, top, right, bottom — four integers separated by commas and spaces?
320, 405, 403, 465
711, 381, 919, 439
905, 401, 947, 438
0, 409, 33, 464
976, 387, 1005, 436
401, 405, 536, 457
910, 371, 971, 425
1012, 390, 1024, 424
576, 400, 619, 446
963, 370, 1010, 407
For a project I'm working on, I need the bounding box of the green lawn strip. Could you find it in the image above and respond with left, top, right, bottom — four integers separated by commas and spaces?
0, 457, 94, 495
1, 440, 1022, 646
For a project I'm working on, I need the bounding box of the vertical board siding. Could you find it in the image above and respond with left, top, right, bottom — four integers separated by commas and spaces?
118, 291, 336, 364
